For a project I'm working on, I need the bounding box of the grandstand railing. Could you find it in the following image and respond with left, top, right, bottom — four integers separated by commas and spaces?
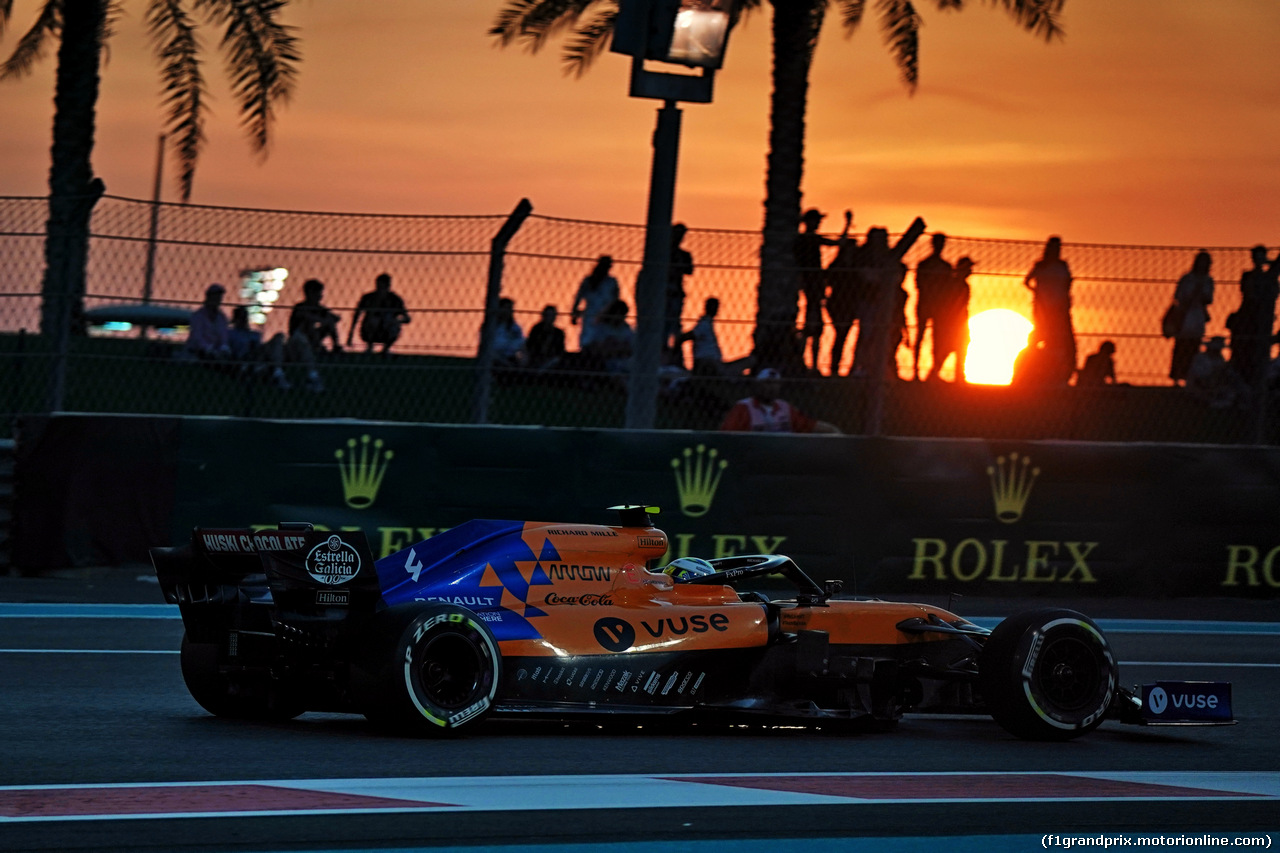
1, 194, 1275, 443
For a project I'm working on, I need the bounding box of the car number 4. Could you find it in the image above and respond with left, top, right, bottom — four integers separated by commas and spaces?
405, 548, 423, 583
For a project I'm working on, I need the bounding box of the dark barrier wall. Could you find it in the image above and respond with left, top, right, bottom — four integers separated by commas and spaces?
14, 415, 181, 569
14, 415, 1280, 598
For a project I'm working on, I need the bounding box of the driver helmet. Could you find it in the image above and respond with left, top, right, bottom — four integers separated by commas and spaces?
663, 556, 716, 582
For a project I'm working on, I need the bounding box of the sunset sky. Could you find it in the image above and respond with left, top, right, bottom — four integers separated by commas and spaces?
2, 0, 1278, 247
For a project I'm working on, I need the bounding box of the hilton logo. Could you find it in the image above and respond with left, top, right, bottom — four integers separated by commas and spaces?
672, 444, 727, 518
336, 434, 393, 509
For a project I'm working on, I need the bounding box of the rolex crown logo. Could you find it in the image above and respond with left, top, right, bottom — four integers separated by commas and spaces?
987, 452, 1039, 524
336, 435, 393, 509
672, 444, 727, 518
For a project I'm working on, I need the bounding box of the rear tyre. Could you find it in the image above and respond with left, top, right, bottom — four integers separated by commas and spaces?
179, 631, 304, 720
358, 605, 501, 736
978, 608, 1117, 741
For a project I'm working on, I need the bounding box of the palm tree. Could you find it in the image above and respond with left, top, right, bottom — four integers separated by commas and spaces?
2, 0, 301, 335
490, 0, 1065, 364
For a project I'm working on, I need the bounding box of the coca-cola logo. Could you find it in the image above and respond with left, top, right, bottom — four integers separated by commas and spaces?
545, 593, 614, 606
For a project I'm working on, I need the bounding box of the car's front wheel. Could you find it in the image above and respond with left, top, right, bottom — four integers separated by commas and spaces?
978, 608, 1117, 741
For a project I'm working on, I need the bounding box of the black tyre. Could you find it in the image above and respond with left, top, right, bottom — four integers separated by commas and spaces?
179, 631, 304, 721
978, 608, 1117, 741
358, 604, 501, 736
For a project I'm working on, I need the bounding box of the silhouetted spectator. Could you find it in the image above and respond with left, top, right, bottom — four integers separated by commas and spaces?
582, 298, 633, 374
1227, 245, 1279, 387
824, 223, 863, 377
663, 223, 694, 355
290, 278, 343, 354
348, 272, 410, 354
571, 256, 620, 348
1023, 236, 1076, 385
285, 278, 338, 392
676, 296, 753, 379
1187, 336, 1246, 408
913, 233, 953, 381
1012, 339, 1056, 387
526, 304, 566, 370
1075, 340, 1117, 387
228, 305, 299, 390
227, 305, 262, 363
850, 227, 908, 379
1168, 250, 1215, 386
185, 283, 230, 360
679, 296, 723, 376
795, 209, 850, 372
930, 255, 973, 383
483, 297, 525, 368
719, 368, 840, 433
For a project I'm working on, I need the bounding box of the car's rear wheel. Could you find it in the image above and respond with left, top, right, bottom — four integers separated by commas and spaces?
978, 608, 1117, 741
357, 604, 501, 736
179, 631, 304, 720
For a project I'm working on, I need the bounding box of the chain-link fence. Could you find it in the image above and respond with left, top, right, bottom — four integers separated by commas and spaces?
2, 194, 1276, 442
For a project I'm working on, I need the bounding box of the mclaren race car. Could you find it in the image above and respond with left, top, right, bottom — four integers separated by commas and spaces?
151, 506, 1234, 740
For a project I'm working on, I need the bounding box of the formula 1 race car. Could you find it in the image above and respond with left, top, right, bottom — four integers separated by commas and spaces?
151, 507, 1235, 740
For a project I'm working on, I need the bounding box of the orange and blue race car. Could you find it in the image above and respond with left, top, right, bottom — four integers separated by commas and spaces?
151, 506, 1234, 740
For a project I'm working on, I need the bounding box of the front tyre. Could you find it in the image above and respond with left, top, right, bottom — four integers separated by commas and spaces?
979, 608, 1117, 741
360, 605, 501, 736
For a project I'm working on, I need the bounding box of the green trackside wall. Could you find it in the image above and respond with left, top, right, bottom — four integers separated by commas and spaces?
13, 414, 1280, 598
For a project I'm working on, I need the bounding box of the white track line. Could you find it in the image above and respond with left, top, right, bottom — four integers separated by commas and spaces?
2, 771, 1278, 824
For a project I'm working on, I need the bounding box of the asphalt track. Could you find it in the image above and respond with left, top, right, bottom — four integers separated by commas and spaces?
1, 572, 1277, 853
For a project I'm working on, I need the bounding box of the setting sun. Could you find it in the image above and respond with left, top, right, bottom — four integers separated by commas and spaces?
965, 309, 1034, 385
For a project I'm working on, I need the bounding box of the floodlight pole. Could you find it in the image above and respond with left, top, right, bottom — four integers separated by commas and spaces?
142, 134, 164, 307
622, 58, 718, 431
625, 100, 681, 430
614, 0, 735, 429
139, 134, 164, 339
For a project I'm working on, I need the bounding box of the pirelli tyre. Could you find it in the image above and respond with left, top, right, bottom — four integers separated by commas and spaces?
978, 608, 1118, 741
358, 604, 501, 736
179, 631, 304, 721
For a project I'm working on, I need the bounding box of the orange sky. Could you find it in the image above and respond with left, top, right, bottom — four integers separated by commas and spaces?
2, 0, 1279, 246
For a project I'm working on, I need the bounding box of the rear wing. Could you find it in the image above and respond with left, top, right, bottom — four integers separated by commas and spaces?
152, 523, 382, 614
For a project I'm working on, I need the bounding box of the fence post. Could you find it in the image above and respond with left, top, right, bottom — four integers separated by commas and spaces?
866, 217, 926, 436
472, 198, 534, 425
1252, 362, 1271, 445
10, 330, 24, 421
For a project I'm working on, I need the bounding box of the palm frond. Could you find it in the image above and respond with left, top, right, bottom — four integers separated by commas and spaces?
805, 2, 827, 63
147, 0, 207, 200
562, 7, 615, 77
489, 0, 600, 55
1, 0, 17, 35
98, 1, 126, 66
836, 0, 867, 36
0, 0, 61, 80
988, 0, 1064, 41
197, 0, 300, 159
876, 0, 920, 89
489, 0, 546, 44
